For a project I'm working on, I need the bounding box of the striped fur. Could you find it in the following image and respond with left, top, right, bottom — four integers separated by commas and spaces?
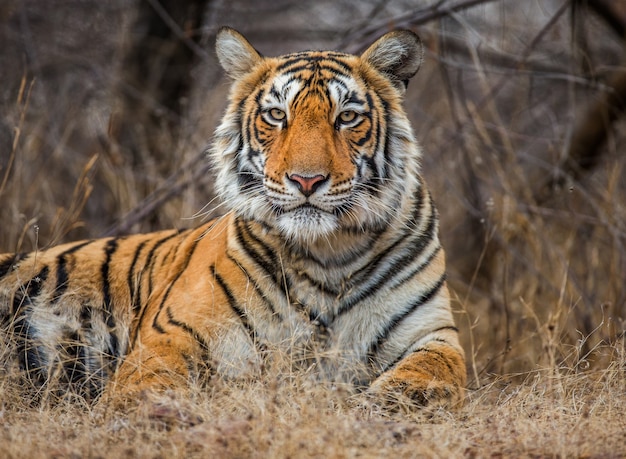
0, 28, 466, 407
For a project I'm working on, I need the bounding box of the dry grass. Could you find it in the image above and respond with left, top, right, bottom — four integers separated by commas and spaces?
2, 1, 626, 457
1, 348, 625, 458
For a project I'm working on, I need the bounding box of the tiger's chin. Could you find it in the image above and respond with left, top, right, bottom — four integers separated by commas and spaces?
275, 206, 340, 243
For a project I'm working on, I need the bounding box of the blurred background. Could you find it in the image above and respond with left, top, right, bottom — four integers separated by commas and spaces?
1, 0, 624, 385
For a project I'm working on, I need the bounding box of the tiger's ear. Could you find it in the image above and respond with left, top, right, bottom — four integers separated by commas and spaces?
361, 30, 423, 93
216, 27, 263, 79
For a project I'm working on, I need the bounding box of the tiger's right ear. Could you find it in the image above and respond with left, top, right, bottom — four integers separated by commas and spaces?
361, 30, 423, 93
215, 27, 263, 79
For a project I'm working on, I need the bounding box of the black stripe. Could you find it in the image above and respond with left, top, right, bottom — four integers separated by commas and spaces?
12, 265, 49, 316
346, 91, 365, 106
225, 250, 281, 320
275, 55, 353, 75
380, 98, 392, 180
358, 93, 383, 186
135, 232, 179, 315
152, 316, 166, 334
147, 235, 201, 339
165, 305, 211, 351
352, 118, 372, 147
52, 240, 94, 303
367, 275, 446, 363
101, 238, 118, 317
287, 269, 340, 298
269, 84, 281, 100
389, 245, 441, 291
210, 264, 258, 345
250, 99, 265, 143
238, 170, 263, 193
147, 232, 180, 295
306, 306, 329, 329
101, 238, 121, 359
159, 228, 193, 268
0, 253, 24, 278
127, 240, 148, 313
235, 219, 280, 284
359, 93, 377, 148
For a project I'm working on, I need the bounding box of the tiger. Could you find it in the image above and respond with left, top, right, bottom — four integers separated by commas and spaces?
0, 27, 466, 408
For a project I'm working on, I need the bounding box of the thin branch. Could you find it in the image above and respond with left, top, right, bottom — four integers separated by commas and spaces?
101, 150, 212, 237
470, 0, 571, 117
337, 0, 501, 53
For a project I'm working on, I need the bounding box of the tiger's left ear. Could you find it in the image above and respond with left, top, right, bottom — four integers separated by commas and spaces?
361, 30, 423, 93
216, 27, 263, 79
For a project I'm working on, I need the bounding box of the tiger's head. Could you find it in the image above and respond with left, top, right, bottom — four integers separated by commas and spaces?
212, 27, 424, 244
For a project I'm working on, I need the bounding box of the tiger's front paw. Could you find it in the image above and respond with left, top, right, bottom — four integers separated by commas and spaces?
368, 342, 466, 410
367, 370, 463, 409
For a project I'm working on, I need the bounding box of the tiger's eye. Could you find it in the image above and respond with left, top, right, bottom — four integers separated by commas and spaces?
339, 110, 357, 124
269, 108, 286, 121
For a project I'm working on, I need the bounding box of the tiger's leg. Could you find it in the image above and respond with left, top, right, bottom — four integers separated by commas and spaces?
368, 341, 466, 408
101, 333, 200, 406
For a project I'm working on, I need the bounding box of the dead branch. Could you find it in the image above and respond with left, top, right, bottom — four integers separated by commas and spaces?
101, 149, 212, 237
337, 0, 502, 54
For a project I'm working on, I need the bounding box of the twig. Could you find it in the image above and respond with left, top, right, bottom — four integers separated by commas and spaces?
0, 77, 35, 200
338, 0, 501, 53
470, 0, 571, 118
101, 149, 212, 237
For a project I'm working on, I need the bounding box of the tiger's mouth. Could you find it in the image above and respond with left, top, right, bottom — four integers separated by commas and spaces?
269, 191, 339, 214
281, 202, 325, 213
273, 201, 343, 241
274, 202, 332, 223
291, 203, 324, 217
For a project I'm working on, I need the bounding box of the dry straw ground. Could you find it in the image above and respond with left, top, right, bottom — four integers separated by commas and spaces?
1, 361, 625, 458
1, 0, 626, 457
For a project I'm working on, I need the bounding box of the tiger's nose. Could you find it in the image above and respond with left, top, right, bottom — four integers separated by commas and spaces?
286, 173, 328, 197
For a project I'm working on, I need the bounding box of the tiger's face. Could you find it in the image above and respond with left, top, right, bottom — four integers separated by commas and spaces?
213, 28, 424, 243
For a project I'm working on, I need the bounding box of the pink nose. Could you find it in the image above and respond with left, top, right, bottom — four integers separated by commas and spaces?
287, 173, 328, 197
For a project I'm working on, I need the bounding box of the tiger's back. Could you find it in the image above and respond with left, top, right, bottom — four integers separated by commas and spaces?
1, 28, 466, 407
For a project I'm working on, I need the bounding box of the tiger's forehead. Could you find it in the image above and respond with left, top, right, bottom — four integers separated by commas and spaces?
274, 51, 356, 75
261, 51, 367, 107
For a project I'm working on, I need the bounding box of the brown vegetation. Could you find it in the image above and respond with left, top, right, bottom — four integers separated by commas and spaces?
1, 0, 625, 456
